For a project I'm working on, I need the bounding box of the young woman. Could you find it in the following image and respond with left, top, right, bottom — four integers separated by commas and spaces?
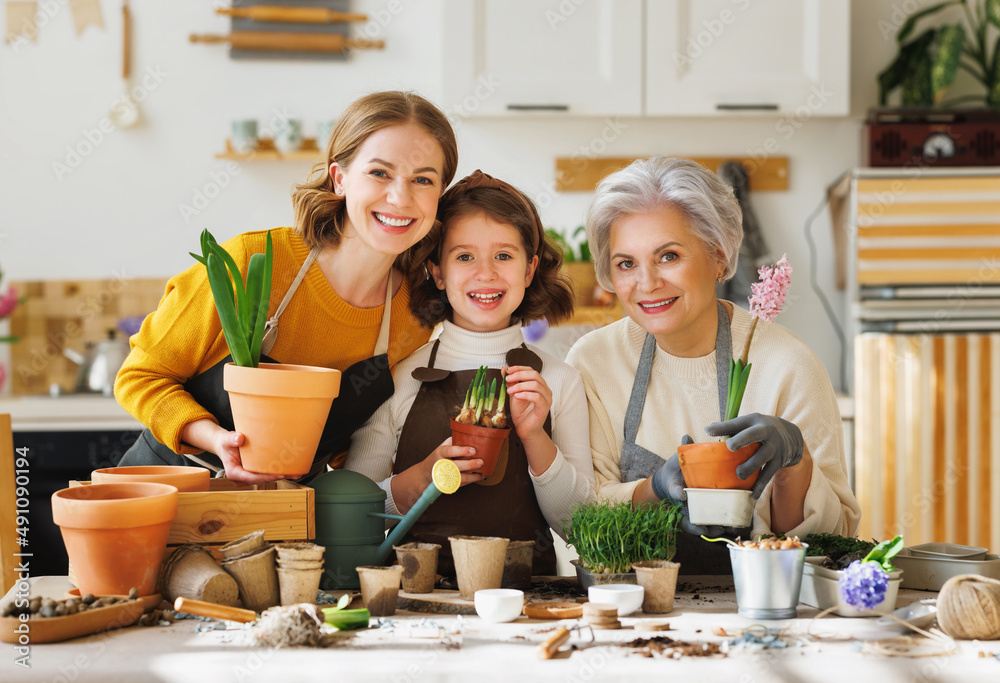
345, 170, 595, 576
115, 91, 458, 483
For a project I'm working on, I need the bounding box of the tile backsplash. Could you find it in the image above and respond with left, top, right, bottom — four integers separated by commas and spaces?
8, 277, 168, 396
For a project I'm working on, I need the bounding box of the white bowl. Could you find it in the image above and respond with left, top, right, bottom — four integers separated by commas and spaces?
685, 488, 755, 527
588, 584, 644, 616
474, 589, 524, 623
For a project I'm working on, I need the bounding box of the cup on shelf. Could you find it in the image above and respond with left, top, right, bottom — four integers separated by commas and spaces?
274, 117, 304, 154
231, 119, 258, 154
315, 119, 337, 151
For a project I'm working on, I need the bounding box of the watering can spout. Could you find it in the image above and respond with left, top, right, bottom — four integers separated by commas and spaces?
371, 459, 462, 564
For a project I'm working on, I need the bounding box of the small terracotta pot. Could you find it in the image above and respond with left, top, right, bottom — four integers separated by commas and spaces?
52, 482, 178, 596
356, 565, 403, 617
502, 540, 534, 590
632, 560, 681, 614
449, 419, 511, 478
449, 535, 509, 600
393, 542, 440, 594
224, 362, 341, 476
91, 465, 210, 492
677, 441, 761, 490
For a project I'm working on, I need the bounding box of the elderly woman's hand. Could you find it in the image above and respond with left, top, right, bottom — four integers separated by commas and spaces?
651, 435, 726, 537
704, 413, 804, 499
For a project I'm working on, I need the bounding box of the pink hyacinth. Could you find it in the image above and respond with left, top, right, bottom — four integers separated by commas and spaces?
0, 286, 17, 319
748, 254, 792, 323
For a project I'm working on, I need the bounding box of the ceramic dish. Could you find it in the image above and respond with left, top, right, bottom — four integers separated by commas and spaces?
905, 542, 989, 561
684, 488, 754, 527
0, 593, 161, 644
893, 549, 1000, 591
875, 598, 937, 631
799, 557, 902, 617
474, 589, 524, 623
588, 584, 644, 616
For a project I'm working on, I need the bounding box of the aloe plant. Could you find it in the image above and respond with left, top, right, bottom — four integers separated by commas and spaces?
190, 229, 272, 368
879, 0, 1000, 108
455, 366, 507, 428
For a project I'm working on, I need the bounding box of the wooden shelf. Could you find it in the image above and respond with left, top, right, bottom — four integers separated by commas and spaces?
215, 138, 324, 161
563, 303, 624, 327
556, 156, 789, 192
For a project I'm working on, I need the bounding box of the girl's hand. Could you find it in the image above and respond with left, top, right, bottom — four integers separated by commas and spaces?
503, 365, 552, 443
423, 437, 483, 487
212, 431, 285, 484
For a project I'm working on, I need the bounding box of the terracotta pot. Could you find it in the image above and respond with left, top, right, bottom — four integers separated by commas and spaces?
224, 362, 341, 476
91, 465, 210, 492
52, 482, 178, 596
677, 440, 761, 491
449, 419, 511, 478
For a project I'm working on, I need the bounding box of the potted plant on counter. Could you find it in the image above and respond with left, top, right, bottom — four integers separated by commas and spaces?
192, 229, 341, 477
449, 366, 511, 477
564, 500, 682, 589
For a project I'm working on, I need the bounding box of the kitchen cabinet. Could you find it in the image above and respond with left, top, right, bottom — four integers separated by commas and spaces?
442, 0, 849, 118
441, 0, 643, 117
645, 0, 850, 116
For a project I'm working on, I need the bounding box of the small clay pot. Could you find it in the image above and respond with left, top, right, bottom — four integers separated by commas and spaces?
160, 544, 239, 606
393, 543, 440, 594
277, 558, 324, 571
222, 545, 280, 612
632, 560, 681, 614
91, 465, 210, 492
677, 440, 761, 490
220, 530, 266, 561
356, 565, 404, 617
450, 419, 511, 477
449, 535, 509, 600
52, 482, 178, 596
501, 540, 534, 590
277, 566, 323, 606
275, 542, 325, 563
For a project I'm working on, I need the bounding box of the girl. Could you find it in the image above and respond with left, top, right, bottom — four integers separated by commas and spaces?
115, 91, 458, 482
346, 170, 596, 576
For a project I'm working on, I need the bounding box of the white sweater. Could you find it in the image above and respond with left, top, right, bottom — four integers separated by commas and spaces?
565, 306, 861, 539
345, 320, 596, 538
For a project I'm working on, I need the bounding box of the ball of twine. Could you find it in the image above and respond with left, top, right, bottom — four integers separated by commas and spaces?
936, 574, 1000, 640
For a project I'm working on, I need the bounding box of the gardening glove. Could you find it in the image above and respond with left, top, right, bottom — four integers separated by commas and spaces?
651, 435, 725, 538
704, 413, 804, 500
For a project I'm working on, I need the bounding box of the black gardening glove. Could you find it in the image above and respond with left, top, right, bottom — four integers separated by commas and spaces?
705, 413, 804, 500
651, 434, 725, 537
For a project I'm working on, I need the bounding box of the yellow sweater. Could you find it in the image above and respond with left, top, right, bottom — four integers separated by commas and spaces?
114, 227, 431, 454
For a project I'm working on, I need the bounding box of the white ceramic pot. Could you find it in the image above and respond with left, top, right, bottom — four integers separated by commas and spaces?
685, 488, 755, 527
799, 557, 902, 617
588, 584, 644, 616
474, 588, 524, 623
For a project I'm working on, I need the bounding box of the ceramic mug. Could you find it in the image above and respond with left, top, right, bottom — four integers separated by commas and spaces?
231, 119, 258, 154
274, 118, 304, 154
315, 119, 337, 151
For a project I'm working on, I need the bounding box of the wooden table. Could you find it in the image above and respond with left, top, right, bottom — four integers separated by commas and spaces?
2, 576, 998, 682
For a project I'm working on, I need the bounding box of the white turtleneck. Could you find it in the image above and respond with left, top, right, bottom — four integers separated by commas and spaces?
345, 320, 596, 538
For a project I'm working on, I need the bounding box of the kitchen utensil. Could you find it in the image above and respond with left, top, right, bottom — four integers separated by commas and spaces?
216, 5, 367, 24
310, 459, 461, 590
729, 543, 807, 620
587, 584, 644, 616
189, 31, 384, 54
474, 588, 524, 623
62, 329, 130, 395
109, 0, 139, 128
0, 593, 161, 644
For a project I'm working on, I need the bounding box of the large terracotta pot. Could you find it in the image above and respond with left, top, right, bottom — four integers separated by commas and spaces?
677, 441, 761, 491
52, 482, 179, 596
224, 362, 342, 476
450, 419, 511, 478
91, 465, 210, 492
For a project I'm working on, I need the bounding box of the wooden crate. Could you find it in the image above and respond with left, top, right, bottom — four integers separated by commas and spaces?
69, 479, 315, 545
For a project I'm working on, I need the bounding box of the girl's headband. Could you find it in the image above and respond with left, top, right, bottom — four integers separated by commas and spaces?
442, 169, 544, 255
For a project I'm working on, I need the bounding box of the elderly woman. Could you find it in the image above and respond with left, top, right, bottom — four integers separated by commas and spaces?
565, 157, 859, 573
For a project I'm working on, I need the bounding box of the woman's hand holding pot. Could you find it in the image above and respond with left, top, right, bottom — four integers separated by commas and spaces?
423, 437, 483, 487
651, 435, 726, 537
704, 413, 804, 499
504, 365, 553, 442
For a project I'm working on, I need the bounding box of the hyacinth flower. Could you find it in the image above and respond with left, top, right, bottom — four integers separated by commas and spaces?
723, 254, 793, 421
837, 535, 903, 610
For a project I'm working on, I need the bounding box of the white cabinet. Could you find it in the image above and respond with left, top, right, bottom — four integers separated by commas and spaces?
645, 0, 850, 116
441, 0, 643, 117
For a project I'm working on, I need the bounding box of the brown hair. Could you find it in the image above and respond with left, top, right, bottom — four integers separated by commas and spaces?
292, 91, 459, 252
406, 171, 574, 328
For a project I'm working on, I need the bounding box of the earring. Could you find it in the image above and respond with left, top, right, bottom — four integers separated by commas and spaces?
716, 275, 724, 283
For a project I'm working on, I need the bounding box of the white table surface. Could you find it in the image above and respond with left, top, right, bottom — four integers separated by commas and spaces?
2, 576, 998, 683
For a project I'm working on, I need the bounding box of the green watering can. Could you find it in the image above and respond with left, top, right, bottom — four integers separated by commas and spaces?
308, 460, 461, 590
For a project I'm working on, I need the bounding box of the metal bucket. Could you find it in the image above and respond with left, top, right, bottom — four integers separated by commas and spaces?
729, 544, 807, 619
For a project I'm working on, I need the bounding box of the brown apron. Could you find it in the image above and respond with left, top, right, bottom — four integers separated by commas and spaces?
391, 340, 557, 577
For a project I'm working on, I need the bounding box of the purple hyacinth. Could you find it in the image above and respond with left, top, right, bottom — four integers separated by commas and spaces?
838, 560, 889, 610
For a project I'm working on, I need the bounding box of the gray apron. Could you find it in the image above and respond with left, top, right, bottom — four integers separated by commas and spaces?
119, 250, 396, 481
619, 301, 748, 575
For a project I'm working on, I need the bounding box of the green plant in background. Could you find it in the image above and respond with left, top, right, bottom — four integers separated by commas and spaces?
190, 229, 273, 368
564, 500, 682, 574
545, 226, 590, 262
879, 0, 1000, 108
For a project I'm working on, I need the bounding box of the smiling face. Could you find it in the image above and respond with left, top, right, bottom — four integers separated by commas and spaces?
428, 212, 539, 333
330, 122, 446, 259
609, 205, 725, 357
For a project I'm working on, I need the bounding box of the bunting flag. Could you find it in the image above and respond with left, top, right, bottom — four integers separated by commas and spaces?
69, 0, 103, 36
5, 2, 37, 44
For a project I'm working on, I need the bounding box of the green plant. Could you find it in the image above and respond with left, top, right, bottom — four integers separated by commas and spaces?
190, 229, 273, 368
546, 226, 590, 263
564, 500, 682, 574
879, 0, 1000, 108
455, 366, 507, 428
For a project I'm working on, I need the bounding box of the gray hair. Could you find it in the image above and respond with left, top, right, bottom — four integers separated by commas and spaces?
585, 157, 743, 292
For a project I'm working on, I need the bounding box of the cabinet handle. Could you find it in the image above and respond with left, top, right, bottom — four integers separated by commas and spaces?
506, 104, 570, 111
716, 103, 779, 111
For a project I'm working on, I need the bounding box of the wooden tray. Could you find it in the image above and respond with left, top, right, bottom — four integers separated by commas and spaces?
523, 601, 584, 620
0, 593, 161, 644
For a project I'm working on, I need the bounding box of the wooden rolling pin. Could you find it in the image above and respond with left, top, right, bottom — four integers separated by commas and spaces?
217, 5, 367, 24
189, 31, 384, 54
174, 597, 257, 623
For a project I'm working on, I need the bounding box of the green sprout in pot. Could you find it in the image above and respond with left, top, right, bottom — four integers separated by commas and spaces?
564, 500, 682, 574
190, 229, 273, 369
455, 366, 508, 428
